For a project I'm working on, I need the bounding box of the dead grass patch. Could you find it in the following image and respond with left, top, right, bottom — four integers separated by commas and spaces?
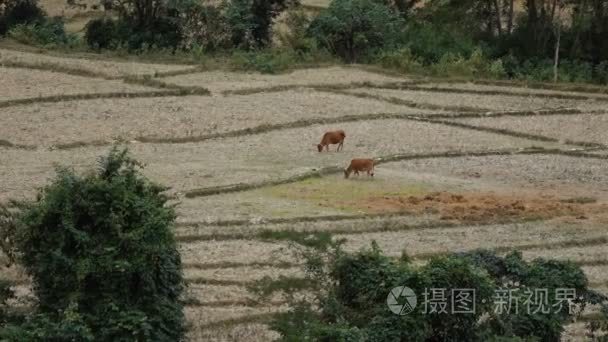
347, 87, 608, 112
0, 66, 157, 102
454, 114, 608, 148
159, 66, 408, 93
357, 191, 604, 222
0, 48, 195, 78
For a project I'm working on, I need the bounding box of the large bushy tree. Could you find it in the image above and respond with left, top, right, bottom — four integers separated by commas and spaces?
0, 147, 185, 341
308, 0, 405, 62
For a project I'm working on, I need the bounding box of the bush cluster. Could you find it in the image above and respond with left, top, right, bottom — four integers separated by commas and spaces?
0, 148, 185, 341
265, 243, 608, 341
0, 0, 44, 36
8, 16, 76, 47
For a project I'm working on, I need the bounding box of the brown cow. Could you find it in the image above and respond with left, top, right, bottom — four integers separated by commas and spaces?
344, 158, 374, 179
317, 130, 346, 152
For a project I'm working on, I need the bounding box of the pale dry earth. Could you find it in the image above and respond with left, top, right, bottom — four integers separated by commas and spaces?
0, 89, 437, 146
0, 119, 561, 203
159, 66, 408, 93
301, 0, 330, 7
185, 266, 302, 283
0, 48, 196, 78
381, 154, 608, 200
179, 240, 294, 266
346, 87, 608, 112
186, 322, 279, 342
1, 54, 607, 340
338, 220, 607, 258
417, 81, 608, 100
0, 66, 157, 101
454, 113, 608, 146
522, 244, 608, 264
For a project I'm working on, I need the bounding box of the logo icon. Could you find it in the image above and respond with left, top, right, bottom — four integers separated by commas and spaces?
387, 286, 417, 315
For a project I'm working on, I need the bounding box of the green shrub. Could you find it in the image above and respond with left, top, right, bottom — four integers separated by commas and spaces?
1, 147, 185, 340
594, 61, 608, 85
400, 22, 477, 64
0, 0, 45, 35
122, 16, 182, 52
265, 242, 608, 341
0, 278, 14, 326
308, 0, 405, 62
230, 49, 297, 73
223, 0, 298, 49
8, 17, 77, 47
425, 48, 505, 79
377, 47, 423, 73
84, 17, 118, 50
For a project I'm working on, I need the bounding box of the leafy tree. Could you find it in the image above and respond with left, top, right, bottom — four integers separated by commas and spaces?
0, 147, 185, 341
308, 0, 405, 62
0, 0, 45, 35
224, 0, 299, 48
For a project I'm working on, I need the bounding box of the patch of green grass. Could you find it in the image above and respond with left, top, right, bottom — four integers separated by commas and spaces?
264, 176, 428, 213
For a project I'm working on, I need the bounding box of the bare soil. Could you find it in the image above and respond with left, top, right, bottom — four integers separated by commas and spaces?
455, 113, 608, 146
2, 55, 607, 340
0, 66, 156, 101
357, 191, 604, 222
0, 48, 195, 78
347, 87, 608, 112
160, 66, 408, 94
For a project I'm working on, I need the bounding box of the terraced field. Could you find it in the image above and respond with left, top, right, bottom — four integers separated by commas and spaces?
1, 49, 607, 341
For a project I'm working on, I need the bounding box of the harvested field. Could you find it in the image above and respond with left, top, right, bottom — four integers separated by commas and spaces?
159, 66, 408, 93
2, 55, 608, 340
0, 89, 434, 147
185, 285, 255, 303
0, 67, 157, 101
582, 265, 608, 286
179, 240, 294, 265
350, 191, 605, 221
381, 154, 608, 200
184, 266, 302, 283
453, 113, 608, 146
0, 48, 196, 78
301, 0, 329, 8
184, 306, 286, 326
345, 87, 608, 112
186, 323, 278, 342
337, 220, 607, 258
522, 244, 608, 265
0, 119, 561, 203
416, 81, 608, 100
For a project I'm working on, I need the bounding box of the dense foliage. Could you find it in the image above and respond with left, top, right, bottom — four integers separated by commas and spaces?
308, 0, 404, 62
0, 0, 45, 35
8, 16, 76, 46
83, 0, 297, 51
0, 148, 185, 341
265, 243, 608, 341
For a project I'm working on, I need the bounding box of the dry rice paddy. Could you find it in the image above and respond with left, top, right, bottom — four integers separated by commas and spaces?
0, 66, 158, 101
161, 66, 408, 93
1, 47, 607, 340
